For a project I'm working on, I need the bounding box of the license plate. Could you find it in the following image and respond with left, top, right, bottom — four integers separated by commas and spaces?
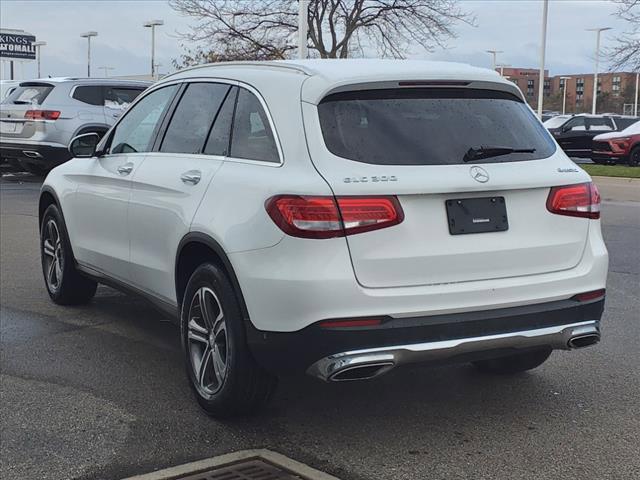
0, 122, 21, 134
445, 197, 509, 235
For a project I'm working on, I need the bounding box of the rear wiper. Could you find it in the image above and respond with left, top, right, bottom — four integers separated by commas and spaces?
12, 100, 32, 105
463, 146, 536, 162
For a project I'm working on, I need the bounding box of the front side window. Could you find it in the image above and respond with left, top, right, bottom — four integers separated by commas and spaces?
109, 85, 178, 154
318, 88, 556, 165
564, 117, 586, 131
230, 88, 279, 163
160, 82, 230, 154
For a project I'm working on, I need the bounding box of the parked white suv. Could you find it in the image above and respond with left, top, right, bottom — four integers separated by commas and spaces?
39, 60, 608, 417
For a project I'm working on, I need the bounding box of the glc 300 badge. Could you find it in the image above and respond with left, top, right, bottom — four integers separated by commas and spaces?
344, 176, 398, 183
470, 166, 489, 183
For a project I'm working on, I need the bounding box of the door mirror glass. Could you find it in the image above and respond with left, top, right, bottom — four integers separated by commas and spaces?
69, 132, 100, 158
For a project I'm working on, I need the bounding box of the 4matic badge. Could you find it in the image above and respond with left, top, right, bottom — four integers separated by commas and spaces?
343, 175, 398, 183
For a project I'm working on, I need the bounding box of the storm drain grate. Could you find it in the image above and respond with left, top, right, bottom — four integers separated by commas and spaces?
174, 458, 309, 480
122, 449, 340, 480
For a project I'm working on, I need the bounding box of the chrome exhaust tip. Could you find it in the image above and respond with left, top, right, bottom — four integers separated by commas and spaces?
328, 362, 395, 382
22, 150, 43, 159
567, 333, 600, 349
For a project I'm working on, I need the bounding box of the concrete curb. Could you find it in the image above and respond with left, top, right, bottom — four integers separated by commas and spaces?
121, 449, 341, 480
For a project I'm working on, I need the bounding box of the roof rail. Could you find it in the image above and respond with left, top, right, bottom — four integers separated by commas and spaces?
161, 61, 314, 80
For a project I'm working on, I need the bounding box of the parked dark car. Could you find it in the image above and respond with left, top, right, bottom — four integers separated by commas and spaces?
544, 114, 639, 158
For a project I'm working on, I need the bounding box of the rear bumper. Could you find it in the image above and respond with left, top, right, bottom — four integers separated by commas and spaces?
247, 298, 605, 377
0, 141, 71, 169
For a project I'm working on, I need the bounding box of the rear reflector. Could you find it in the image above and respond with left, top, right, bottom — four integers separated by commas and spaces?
318, 318, 384, 328
572, 289, 606, 302
546, 182, 600, 219
266, 195, 403, 239
24, 110, 61, 120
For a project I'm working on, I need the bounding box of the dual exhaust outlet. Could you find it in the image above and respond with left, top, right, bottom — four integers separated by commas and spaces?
307, 321, 601, 382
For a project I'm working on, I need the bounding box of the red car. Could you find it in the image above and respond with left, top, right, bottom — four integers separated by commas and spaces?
592, 120, 640, 166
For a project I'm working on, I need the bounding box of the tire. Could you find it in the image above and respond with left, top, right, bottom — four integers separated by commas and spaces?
628, 146, 640, 167
181, 263, 277, 417
40, 204, 98, 305
472, 348, 552, 375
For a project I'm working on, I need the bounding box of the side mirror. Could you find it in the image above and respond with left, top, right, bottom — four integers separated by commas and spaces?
69, 132, 100, 158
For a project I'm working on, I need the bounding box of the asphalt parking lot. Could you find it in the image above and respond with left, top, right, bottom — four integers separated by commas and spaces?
1, 172, 639, 480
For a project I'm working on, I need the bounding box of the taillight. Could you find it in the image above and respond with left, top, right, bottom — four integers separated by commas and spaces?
546, 182, 600, 219
24, 110, 61, 120
266, 195, 404, 239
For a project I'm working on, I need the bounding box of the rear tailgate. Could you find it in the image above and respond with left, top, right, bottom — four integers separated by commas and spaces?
0, 82, 55, 139
301, 86, 592, 289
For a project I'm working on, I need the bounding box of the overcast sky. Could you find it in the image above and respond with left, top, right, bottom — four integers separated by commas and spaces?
0, 0, 631, 80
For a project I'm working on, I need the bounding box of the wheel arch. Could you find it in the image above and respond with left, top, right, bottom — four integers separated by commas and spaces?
175, 233, 250, 324
38, 186, 62, 231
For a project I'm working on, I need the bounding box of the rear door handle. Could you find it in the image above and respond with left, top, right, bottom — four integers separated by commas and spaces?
117, 162, 134, 176
180, 170, 201, 185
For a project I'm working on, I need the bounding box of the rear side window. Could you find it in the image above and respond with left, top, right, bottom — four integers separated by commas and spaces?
230, 88, 279, 163
587, 117, 614, 132
4, 83, 53, 105
204, 87, 237, 156
73, 85, 104, 106
105, 87, 145, 108
160, 82, 230, 154
318, 88, 556, 165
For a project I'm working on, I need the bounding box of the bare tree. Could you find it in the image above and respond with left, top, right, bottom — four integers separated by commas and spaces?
170, 0, 473, 66
608, 0, 640, 71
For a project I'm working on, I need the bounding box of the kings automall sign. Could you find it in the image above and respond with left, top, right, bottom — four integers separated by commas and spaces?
0, 31, 37, 60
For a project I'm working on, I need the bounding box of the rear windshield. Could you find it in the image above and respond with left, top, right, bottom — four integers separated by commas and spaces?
3, 83, 54, 105
318, 88, 556, 165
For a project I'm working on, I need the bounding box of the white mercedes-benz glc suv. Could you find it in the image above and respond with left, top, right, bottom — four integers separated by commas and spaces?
39, 60, 608, 417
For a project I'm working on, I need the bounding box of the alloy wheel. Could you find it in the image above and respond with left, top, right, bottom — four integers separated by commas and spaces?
187, 287, 228, 397
42, 219, 63, 292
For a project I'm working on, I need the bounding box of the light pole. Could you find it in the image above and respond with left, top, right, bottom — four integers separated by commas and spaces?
586, 27, 612, 115
99, 66, 114, 77
80, 31, 98, 77
32, 41, 46, 78
144, 20, 164, 80
635, 71, 639, 117
486, 50, 503, 71
537, 0, 549, 118
560, 76, 571, 115
298, 0, 308, 59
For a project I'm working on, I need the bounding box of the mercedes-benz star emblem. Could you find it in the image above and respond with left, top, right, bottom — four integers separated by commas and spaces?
470, 166, 489, 183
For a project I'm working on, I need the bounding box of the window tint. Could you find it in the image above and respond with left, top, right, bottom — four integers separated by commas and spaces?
230, 88, 279, 163
73, 85, 104, 106
4, 83, 53, 105
109, 85, 178, 154
318, 88, 556, 165
204, 87, 237, 156
105, 87, 145, 108
160, 83, 230, 154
